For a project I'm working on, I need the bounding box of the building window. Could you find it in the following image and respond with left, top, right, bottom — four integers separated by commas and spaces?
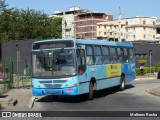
85, 33, 92, 36
99, 25, 101, 28
133, 35, 135, 38
153, 21, 155, 25
126, 22, 128, 25
153, 35, 155, 39
133, 28, 135, 31
144, 27, 146, 31
76, 35, 78, 38
104, 32, 106, 35
110, 32, 112, 35
104, 25, 106, 28
143, 20, 146, 24
144, 34, 146, 38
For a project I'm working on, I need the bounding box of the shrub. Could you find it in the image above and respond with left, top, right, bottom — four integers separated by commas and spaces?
138, 60, 147, 66
135, 68, 141, 75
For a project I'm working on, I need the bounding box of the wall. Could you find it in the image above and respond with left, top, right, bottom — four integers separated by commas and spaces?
2, 40, 36, 74
134, 43, 160, 68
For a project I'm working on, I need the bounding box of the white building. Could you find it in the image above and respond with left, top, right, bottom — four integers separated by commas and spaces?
51, 7, 82, 38
97, 17, 157, 42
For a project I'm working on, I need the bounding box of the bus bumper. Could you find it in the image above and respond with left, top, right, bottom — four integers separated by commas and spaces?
32, 86, 78, 96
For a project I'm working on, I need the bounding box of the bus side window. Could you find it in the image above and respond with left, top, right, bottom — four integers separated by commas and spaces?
86, 46, 94, 65
102, 46, 110, 64
77, 49, 86, 74
123, 48, 129, 62
94, 46, 103, 65
128, 48, 134, 62
117, 48, 122, 63
110, 47, 117, 63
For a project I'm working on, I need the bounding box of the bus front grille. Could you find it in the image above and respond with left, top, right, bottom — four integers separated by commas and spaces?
44, 84, 62, 88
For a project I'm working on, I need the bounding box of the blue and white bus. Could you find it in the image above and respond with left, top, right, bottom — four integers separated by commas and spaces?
32, 39, 136, 99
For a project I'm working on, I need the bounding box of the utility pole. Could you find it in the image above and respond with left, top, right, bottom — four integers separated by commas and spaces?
62, 12, 66, 38
118, 6, 122, 42
149, 50, 152, 74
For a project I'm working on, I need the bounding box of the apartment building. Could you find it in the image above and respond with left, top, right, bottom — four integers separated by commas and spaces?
156, 19, 160, 40
52, 7, 113, 39
97, 17, 157, 42
74, 12, 113, 39
52, 7, 84, 38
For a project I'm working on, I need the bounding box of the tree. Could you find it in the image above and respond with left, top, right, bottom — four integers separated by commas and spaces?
49, 17, 62, 38
0, 6, 62, 43
0, 0, 8, 14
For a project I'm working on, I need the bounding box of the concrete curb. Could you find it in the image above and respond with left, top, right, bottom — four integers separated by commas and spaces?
146, 89, 160, 97
28, 96, 35, 108
135, 77, 156, 81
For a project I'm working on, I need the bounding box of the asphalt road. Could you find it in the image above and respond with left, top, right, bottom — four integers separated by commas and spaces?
32, 79, 160, 112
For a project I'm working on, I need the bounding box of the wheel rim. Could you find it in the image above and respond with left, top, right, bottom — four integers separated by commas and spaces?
121, 80, 125, 89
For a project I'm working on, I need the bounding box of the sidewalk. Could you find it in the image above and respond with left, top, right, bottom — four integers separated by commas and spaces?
135, 74, 157, 81
0, 88, 32, 110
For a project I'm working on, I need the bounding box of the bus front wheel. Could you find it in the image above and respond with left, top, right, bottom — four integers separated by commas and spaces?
88, 82, 94, 100
119, 76, 125, 91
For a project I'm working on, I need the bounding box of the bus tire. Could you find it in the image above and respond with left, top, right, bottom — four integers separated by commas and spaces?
119, 76, 125, 91
88, 82, 94, 100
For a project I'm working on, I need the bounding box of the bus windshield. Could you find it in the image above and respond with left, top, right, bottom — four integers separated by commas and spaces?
32, 49, 76, 77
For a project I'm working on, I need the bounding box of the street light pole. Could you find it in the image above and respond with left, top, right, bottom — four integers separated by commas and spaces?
149, 50, 152, 74
118, 6, 122, 42
62, 12, 66, 38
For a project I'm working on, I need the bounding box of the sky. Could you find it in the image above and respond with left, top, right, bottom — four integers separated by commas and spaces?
5, 0, 160, 19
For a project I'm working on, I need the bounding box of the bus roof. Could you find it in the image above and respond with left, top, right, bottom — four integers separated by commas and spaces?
33, 38, 133, 48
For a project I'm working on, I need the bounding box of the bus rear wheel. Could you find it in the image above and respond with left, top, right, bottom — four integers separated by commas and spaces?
88, 82, 94, 100
119, 76, 125, 91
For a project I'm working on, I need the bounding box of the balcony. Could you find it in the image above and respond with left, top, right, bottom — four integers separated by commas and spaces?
126, 24, 156, 28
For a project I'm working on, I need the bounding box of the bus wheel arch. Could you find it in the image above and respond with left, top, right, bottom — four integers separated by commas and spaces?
88, 78, 96, 100
119, 73, 125, 91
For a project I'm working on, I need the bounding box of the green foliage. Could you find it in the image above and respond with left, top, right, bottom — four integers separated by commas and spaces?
0, 0, 62, 43
138, 59, 147, 66
136, 66, 160, 75
154, 62, 160, 72
135, 68, 141, 75
0, 0, 8, 14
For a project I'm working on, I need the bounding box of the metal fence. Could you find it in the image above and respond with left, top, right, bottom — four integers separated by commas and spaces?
0, 57, 32, 94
